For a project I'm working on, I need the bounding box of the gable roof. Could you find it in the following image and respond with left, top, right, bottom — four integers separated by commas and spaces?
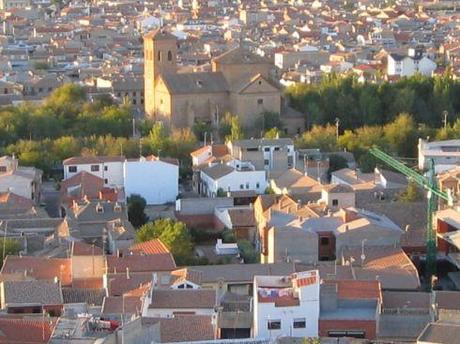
106, 254, 176, 273
213, 46, 270, 65
63, 156, 125, 165
0, 318, 56, 344
201, 164, 234, 180
160, 72, 229, 95
127, 239, 170, 256
149, 289, 216, 309
2, 280, 63, 306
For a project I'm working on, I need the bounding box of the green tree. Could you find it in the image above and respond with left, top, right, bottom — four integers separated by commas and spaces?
383, 113, 418, 157
327, 154, 348, 180
0, 239, 21, 267
136, 219, 193, 265
297, 125, 338, 151
127, 194, 148, 228
192, 120, 212, 142
237, 240, 258, 263
226, 115, 243, 142
263, 127, 281, 139
398, 180, 422, 202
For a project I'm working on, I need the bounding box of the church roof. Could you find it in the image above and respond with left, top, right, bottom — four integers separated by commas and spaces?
144, 28, 177, 41
213, 47, 270, 65
160, 72, 229, 95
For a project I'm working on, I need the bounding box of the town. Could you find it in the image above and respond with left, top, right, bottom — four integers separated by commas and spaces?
0, 0, 459, 343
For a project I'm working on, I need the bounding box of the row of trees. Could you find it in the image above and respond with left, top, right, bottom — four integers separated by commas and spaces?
286, 73, 460, 130
0, 85, 137, 146
297, 113, 460, 172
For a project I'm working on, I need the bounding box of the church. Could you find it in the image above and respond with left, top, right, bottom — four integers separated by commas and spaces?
143, 28, 282, 129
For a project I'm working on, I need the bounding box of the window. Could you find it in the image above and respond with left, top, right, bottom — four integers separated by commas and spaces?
240, 184, 244, 190
332, 199, 339, 206
104, 165, 108, 171
68, 166, 77, 173
245, 183, 249, 189
104, 178, 108, 184
257, 98, 263, 105
274, 147, 280, 151
91, 165, 100, 172
293, 318, 306, 329
158, 51, 162, 61
267, 320, 281, 330
168, 50, 173, 61
264, 147, 270, 152
320, 237, 329, 246
264, 159, 269, 166
256, 182, 260, 188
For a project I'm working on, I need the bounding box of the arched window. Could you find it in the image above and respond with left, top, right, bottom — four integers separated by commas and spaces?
158, 51, 162, 61
168, 50, 173, 61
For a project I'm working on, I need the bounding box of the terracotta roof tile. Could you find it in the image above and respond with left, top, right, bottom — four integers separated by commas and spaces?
127, 239, 170, 256
149, 289, 216, 309
106, 254, 176, 273
0, 318, 56, 343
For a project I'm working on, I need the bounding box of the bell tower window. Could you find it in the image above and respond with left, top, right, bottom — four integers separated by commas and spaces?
168, 51, 173, 61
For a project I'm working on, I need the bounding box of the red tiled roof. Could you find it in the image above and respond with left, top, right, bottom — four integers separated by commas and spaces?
107, 273, 152, 296
0, 192, 34, 208
60, 171, 104, 204
142, 315, 215, 342
102, 296, 142, 315
1, 256, 72, 286
0, 318, 56, 343
127, 239, 170, 256
335, 280, 381, 300
72, 277, 103, 289
71, 241, 104, 256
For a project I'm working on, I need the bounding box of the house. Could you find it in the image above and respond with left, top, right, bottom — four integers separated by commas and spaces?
438, 166, 460, 200
387, 49, 436, 77
124, 155, 179, 205
253, 270, 320, 339
269, 168, 322, 197
200, 161, 267, 197
418, 139, 460, 174
142, 288, 217, 318
63, 156, 125, 187
0, 318, 57, 344
0, 156, 42, 203
0, 280, 63, 315
319, 280, 381, 340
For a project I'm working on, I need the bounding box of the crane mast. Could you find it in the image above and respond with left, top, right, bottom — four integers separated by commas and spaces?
369, 147, 454, 290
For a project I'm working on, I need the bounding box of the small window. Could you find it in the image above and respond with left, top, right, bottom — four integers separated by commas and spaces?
256, 182, 260, 188
245, 183, 249, 189
104, 165, 108, 171
332, 199, 339, 206
267, 320, 281, 330
104, 178, 108, 184
264, 147, 270, 152
0, 166, 6, 172
274, 147, 280, 151
264, 159, 269, 166
133, 91, 136, 96
168, 50, 173, 61
91, 165, 100, 172
68, 166, 77, 173
320, 237, 329, 246
257, 98, 263, 105
293, 318, 306, 329
240, 184, 244, 190
158, 51, 162, 61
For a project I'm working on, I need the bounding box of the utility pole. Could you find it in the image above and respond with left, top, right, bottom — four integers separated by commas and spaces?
335, 117, 340, 141
442, 110, 448, 131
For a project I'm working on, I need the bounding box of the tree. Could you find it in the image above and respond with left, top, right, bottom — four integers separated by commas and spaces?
136, 219, 193, 265
297, 125, 338, 151
237, 240, 258, 263
398, 180, 422, 202
327, 154, 348, 181
226, 115, 243, 142
383, 113, 418, 157
263, 127, 281, 139
0, 239, 21, 267
192, 120, 212, 142
255, 111, 282, 132
127, 194, 148, 228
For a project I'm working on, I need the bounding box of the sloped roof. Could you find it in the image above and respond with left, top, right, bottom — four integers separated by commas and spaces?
160, 72, 229, 94
0, 318, 56, 344
213, 46, 270, 65
149, 289, 216, 309
2, 280, 63, 305
201, 164, 234, 180
106, 254, 176, 273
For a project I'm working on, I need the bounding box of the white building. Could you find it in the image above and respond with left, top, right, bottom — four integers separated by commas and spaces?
63, 155, 179, 205
387, 50, 436, 77
253, 270, 320, 339
124, 156, 178, 205
63, 156, 125, 187
418, 139, 460, 174
200, 161, 267, 197
0, 156, 42, 202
